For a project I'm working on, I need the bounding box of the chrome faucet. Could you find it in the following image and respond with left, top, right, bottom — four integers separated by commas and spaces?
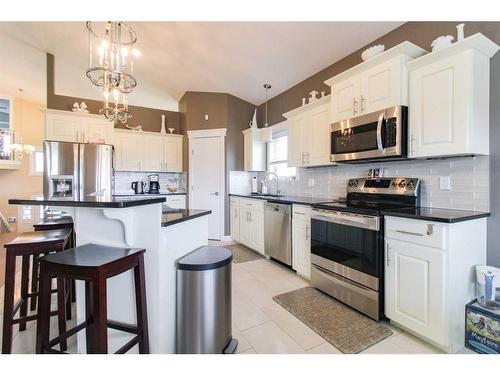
263, 172, 280, 196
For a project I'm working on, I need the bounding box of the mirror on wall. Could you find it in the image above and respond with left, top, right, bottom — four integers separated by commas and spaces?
0, 97, 13, 160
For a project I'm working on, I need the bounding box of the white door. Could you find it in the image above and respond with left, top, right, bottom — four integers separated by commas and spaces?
331, 75, 361, 122
385, 238, 447, 345
189, 135, 224, 240
307, 104, 331, 166
250, 210, 265, 254
360, 57, 402, 114
230, 202, 240, 242
292, 218, 311, 279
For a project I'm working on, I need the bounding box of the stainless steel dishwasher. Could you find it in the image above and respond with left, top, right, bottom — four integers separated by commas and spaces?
264, 202, 292, 266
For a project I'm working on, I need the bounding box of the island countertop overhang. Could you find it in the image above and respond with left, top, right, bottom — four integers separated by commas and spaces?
8, 195, 166, 208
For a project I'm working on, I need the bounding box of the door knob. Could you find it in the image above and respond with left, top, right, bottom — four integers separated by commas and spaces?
210, 192, 219, 196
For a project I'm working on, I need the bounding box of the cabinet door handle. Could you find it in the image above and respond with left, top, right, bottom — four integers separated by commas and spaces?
386, 243, 390, 267
410, 134, 415, 156
305, 225, 310, 240
249, 212, 252, 223
396, 229, 424, 237
353, 98, 358, 115
307, 152, 310, 164
76, 131, 79, 142
360, 95, 366, 113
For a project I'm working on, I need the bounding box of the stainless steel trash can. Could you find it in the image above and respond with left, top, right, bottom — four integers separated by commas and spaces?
176, 246, 238, 354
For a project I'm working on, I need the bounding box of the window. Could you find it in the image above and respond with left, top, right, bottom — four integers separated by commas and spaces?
29, 149, 43, 176
268, 128, 296, 178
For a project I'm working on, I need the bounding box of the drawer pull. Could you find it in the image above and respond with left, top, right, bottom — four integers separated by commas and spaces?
396, 230, 424, 237
427, 224, 434, 236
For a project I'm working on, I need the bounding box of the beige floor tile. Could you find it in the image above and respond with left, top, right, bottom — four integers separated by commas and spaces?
232, 324, 252, 353
232, 263, 256, 284
307, 342, 342, 354
238, 348, 257, 354
235, 278, 282, 308
262, 303, 325, 350
361, 331, 443, 354
232, 288, 270, 331
242, 321, 306, 354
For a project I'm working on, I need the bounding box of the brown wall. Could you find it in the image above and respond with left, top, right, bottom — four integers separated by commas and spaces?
256, 21, 500, 266
46, 54, 181, 133
257, 22, 500, 125
179, 91, 256, 235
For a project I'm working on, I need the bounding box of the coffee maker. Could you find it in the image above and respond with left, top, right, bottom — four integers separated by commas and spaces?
148, 174, 160, 194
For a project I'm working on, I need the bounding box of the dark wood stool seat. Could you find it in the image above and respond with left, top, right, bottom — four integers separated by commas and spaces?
36, 243, 149, 354
2, 228, 71, 354
33, 215, 76, 315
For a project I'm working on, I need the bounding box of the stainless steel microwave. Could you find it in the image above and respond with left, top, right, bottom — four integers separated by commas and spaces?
330, 105, 407, 163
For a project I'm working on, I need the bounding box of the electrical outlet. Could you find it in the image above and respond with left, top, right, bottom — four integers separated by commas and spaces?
204, 114, 209, 121
439, 176, 451, 190
8, 216, 17, 223
308, 178, 315, 187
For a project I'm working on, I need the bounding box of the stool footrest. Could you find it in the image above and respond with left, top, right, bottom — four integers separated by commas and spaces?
107, 320, 139, 334
48, 321, 89, 349
12, 310, 60, 325
115, 336, 140, 354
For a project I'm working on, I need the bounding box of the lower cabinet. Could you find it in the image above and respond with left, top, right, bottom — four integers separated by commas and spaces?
384, 216, 487, 353
230, 197, 240, 242
233, 198, 265, 255
292, 206, 311, 279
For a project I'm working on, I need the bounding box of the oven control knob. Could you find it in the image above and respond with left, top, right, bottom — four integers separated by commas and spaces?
398, 179, 406, 188
407, 180, 415, 190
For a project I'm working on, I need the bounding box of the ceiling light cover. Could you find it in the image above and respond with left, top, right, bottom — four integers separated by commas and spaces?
86, 21, 138, 124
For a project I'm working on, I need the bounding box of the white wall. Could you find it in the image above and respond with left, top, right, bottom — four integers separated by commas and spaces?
54, 56, 179, 111
0, 32, 46, 104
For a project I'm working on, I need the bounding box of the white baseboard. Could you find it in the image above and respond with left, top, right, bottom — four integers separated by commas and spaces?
221, 235, 233, 242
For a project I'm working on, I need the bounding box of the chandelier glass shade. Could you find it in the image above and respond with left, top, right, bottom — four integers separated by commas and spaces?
86, 21, 138, 124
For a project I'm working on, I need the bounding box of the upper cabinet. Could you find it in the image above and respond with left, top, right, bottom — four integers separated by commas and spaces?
283, 95, 331, 168
407, 33, 499, 158
325, 42, 427, 122
44, 109, 113, 144
113, 129, 183, 172
243, 127, 267, 172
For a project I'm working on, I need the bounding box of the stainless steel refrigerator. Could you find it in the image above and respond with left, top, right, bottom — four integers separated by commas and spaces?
43, 141, 113, 200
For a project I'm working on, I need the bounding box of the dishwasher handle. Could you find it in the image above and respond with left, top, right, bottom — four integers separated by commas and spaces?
264, 202, 291, 214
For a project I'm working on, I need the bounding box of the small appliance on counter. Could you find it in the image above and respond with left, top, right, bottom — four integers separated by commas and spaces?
148, 174, 160, 194
476, 265, 500, 310
251, 176, 258, 194
131, 181, 145, 194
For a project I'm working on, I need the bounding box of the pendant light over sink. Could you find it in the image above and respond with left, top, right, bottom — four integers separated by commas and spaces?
85, 21, 140, 125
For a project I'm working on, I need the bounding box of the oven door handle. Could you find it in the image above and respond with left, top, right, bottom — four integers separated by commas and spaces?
376, 112, 385, 152
311, 213, 379, 231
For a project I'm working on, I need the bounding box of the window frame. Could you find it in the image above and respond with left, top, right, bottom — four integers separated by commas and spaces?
266, 121, 296, 179
29, 147, 43, 176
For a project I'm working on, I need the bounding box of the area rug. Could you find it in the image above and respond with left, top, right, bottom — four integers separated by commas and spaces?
273, 287, 392, 353
225, 243, 264, 263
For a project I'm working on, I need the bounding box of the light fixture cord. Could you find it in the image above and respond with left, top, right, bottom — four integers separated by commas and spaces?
265, 87, 268, 127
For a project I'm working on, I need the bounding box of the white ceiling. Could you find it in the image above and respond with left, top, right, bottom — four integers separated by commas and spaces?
0, 22, 403, 105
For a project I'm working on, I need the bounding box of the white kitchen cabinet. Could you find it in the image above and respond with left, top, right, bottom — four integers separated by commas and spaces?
165, 195, 186, 209
325, 42, 426, 122
44, 109, 113, 144
237, 198, 265, 255
292, 205, 311, 279
283, 95, 331, 168
384, 215, 487, 353
407, 33, 499, 158
243, 128, 266, 172
113, 129, 184, 172
163, 135, 183, 172
230, 197, 240, 242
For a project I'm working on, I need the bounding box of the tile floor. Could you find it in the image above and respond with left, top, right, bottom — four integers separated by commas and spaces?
0, 239, 473, 354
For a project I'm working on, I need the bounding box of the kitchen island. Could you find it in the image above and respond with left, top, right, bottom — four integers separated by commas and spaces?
9, 196, 211, 354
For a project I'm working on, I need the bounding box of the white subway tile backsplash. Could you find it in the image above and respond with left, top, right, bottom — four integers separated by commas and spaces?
229, 155, 490, 211
114, 171, 186, 195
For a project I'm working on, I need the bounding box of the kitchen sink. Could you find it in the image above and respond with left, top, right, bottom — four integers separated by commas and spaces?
251, 194, 283, 198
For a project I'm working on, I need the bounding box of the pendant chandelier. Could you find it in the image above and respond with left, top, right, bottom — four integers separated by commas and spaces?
86, 21, 139, 124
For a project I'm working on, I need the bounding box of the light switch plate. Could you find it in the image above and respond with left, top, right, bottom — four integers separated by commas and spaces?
204, 114, 209, 121
439, 176, 451, 190
308, 178, 315, 187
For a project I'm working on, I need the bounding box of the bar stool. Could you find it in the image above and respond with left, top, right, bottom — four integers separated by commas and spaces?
2, 229, 71, 354
33, 214, 76, 317
36, 243, 149, 354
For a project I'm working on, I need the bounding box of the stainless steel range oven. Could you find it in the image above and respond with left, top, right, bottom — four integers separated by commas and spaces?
310, 177, 420, 321
330, 105, 407, 163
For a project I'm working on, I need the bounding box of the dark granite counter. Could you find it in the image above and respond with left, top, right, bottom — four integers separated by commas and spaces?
9, 195, 166, 209
382, 206, 490, 223
229, 193, 335, 206
162, 209, 212, 227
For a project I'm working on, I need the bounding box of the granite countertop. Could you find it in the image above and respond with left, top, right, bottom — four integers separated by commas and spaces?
229, 193, 334, 206
9, 195, 166, 209
162, 209, 212, 227
382, 206, 490, 223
